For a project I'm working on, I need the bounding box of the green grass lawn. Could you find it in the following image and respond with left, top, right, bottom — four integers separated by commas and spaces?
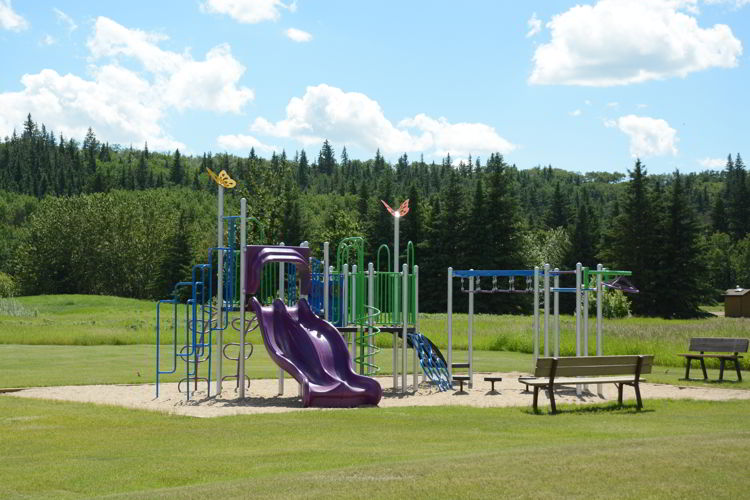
1, 396, 749, 499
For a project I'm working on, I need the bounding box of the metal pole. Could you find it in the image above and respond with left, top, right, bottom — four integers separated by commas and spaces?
554, 268, 560, 357
575, 262, 582, 396
323, 241, 329, 321
533, 266, 539, 367
447, 267, 453, 383
402, 263, 408, 393
351, 264, 358, 368
468, 272, 474, 389
543, 264, 550, 357
367, 262, 374, 374
596, 263, 604, 397
583, 266, 590, 393
393, 213, 399, 327
238, 198, 247, 399
342, 263, 349, 328
215, 185, 224, 395
278, 246, 285, 396
414, 265, 420, 387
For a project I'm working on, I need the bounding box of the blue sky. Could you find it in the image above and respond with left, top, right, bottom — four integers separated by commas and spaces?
0, 0, 748, 173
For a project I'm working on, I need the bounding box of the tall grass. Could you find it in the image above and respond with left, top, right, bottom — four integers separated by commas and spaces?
2, 295, 748, 369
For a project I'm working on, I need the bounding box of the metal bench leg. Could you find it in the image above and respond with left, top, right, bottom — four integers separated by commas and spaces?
684, 358, 691, 380
699, 358, 708, 380
617, 383, 624, 405
735, 359, 742, 382
533, 386, 539, 413
719, 359, 725, 381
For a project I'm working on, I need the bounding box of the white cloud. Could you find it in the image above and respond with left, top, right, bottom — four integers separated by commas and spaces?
607, 102, 619, 108
88, 17, 253, 113
637, 103, 648, 108
217, 134, 277, 154
698, 157, 726, 168
0, 17, 254, 151
612, 115, 679, 157
584, 99, 592, 106
285, 27, 312, 42
526, 12, 541, 38
40, 34, 57, 46
0, 0, 28, 31
201, 0, 292, 23
569, 109, 582, 116
529, 0, 742, 86
250, 84, 516, 159
53, 8, 77, 33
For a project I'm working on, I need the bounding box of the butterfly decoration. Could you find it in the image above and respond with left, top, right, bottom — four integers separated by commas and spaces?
381, 199, 410, 217
206, 168, 237, 188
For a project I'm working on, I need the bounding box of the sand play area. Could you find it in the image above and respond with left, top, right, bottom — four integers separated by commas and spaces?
5, 372, 750, 417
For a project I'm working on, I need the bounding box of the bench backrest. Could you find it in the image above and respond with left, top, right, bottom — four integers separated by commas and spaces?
534, 355, 654, 378
688, 337, 749, 353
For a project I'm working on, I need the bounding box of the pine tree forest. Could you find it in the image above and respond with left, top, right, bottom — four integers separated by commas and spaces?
2, 116, 749, 318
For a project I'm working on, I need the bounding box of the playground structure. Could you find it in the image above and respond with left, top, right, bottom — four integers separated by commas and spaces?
447, 264, 636, 395
156, 171, 448, 405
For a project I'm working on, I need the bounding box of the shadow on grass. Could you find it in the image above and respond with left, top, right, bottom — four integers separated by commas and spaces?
525, 401, 655, 416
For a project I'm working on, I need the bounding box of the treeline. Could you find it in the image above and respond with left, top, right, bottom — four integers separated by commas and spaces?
1, 115, 749, 318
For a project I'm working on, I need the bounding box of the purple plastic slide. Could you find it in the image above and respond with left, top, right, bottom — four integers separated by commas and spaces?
250, 297, 383, 408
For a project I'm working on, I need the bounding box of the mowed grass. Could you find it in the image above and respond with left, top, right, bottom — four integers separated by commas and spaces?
2, 396, 750, 499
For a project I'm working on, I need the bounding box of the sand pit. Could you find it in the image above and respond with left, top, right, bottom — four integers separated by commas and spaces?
5, 373, 750, 417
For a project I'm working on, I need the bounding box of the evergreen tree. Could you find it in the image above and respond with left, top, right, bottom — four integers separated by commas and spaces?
170, 149, 183, 185
136, 151, 148, 189
659, 171, 708, 317
603, 159, 662, 316
297, 149, 309, 189
318, 140, 336, 175
151, 210, 193, 298
570, 189, 597, 267
545, 181, 570, 228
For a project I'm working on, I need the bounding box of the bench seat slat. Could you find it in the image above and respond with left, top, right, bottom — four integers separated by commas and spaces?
524, 376, 645, 386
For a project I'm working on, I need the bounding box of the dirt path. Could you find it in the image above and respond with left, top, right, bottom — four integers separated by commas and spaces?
6, 372, 750, 417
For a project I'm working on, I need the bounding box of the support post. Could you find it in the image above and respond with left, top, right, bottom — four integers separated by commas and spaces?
402, 263, 408, 392
533, 266, 540, 367
447, 267, 453, 383
323, 241, 329, 321
278, 246, 285, 396
414, 264, 420, 387
575, 262, 582, 396
367, 263, 374, 374
596, 263, 604, 397
215, 185, 224, 395
238, 198, 247, 399
543, 264, 550, 357
554, 268, 560, 357
351, 264, 358, 368
468, 271, 474, 389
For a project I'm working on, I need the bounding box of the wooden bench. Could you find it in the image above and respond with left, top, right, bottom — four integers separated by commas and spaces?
678, 337, 748, 382
524, 355, 653, 413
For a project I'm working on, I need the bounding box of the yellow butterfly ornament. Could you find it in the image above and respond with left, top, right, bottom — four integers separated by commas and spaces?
206, 168, 237, 188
